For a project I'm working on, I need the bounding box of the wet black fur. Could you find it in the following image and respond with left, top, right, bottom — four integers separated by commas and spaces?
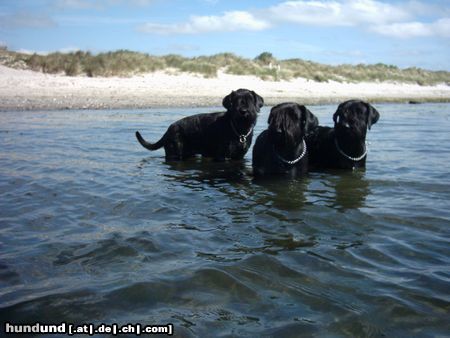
135, 89, 264, 161
306, 100, 380, 170
252, 102, 318, 177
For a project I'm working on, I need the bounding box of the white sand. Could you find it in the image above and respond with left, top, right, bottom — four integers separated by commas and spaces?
0, 65, 449, 110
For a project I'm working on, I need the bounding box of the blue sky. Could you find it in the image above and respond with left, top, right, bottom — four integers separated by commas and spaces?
1, 0, 449, 70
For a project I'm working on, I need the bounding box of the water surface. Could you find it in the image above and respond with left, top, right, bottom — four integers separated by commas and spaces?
1, 103, 449, 337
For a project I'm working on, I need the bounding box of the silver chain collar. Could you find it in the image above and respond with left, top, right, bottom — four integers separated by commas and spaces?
230, 120, 254, 144
275, 139, 307, 165
334, 137, 367, 161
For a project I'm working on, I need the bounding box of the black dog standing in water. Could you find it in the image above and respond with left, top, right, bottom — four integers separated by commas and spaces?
136, 89, 263, 161
307, 100, 380, 170
252, 102, 318, 177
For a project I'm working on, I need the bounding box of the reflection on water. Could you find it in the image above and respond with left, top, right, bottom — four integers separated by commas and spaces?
307, 170, 370, 211
253, 177, 308, 211
0, 104, 449, 337
162, 157, 249, 188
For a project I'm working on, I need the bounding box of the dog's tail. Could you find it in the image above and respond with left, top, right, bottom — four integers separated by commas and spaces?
135, 131, 165, 151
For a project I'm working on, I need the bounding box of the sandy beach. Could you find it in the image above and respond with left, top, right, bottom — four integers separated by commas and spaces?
0, 65, 449, 110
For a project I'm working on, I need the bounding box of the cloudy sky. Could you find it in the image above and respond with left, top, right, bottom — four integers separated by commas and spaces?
1, 0, 449, 70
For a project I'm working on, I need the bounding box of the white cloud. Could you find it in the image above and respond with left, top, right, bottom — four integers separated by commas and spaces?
433, 17, 450, 37
372, 17, 450, 38
266, 0, 411, 26
50, 0, 450, 40
266, 0, 450, 39
371, 21, 431, 38
138, 11, 271, 34
267, 1, 347, 26
348, 0, 411, 24
138, 0, 436, 37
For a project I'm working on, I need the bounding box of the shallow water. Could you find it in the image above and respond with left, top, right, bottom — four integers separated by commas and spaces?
0, 103, 449, 337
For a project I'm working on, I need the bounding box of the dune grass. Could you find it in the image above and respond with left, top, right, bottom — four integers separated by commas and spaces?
1, 48, 449, 86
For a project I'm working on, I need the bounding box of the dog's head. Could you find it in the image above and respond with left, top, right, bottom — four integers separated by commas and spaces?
333, 100, 380, 139
268, 102, 318, 149
223, 89, 264, 124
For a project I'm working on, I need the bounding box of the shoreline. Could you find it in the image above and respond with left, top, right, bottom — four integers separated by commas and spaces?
1, 65, 449, 111
2, 96, 449, 112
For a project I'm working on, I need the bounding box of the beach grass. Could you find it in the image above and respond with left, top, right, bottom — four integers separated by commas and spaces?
1, 48, 449, 85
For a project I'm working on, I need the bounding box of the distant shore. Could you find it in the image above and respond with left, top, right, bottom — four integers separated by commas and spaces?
1, 65, 449, 111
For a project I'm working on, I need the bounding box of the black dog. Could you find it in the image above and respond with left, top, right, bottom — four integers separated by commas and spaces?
252, 102, 318, 177
306, 100, 380, 170
136, 89, 264, 161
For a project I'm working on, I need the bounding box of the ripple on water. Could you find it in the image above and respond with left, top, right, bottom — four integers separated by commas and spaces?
1, 105, 450, 337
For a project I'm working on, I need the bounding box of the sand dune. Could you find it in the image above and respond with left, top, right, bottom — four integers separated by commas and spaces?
0, 65, 449, 110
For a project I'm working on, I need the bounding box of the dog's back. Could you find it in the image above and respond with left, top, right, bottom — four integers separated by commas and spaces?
136, 89, 263, 161
137, 111, 228, 155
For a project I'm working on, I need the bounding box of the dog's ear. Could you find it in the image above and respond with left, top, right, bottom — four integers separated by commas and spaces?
268, 104, 280, 124
298, 104, 318, 134
365, 102, 380, 130
306, 109, 319, 133
333, 102, 345, 124
222, 91, 235, 110
251, 91, 264, 112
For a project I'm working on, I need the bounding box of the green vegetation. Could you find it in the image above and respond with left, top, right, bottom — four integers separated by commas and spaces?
1, 48, 449, 85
